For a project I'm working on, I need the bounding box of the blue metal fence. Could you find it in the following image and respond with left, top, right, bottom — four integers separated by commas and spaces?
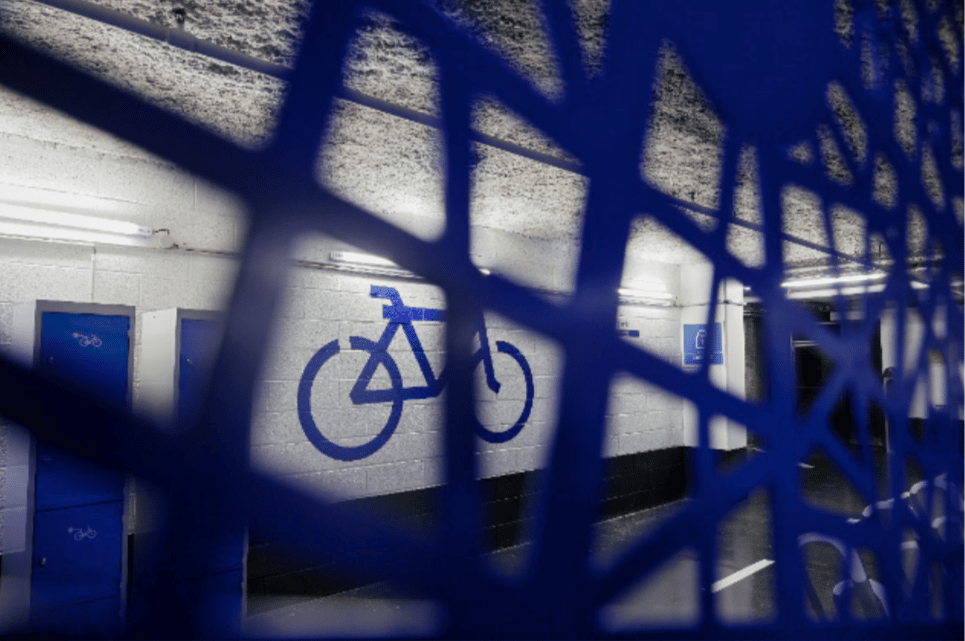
0, 0, 961, 637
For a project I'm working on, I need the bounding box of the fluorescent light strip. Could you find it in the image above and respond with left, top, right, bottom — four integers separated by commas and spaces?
329, 250, 399, 268
0, 206, 153, 237
785, 283, 883, 299
781, 272, 886, 288
618, 287, 673, 300
784, 281, 930, 299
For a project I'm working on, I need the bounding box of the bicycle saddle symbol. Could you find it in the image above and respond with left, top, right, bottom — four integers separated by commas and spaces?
298, 285, 535, 461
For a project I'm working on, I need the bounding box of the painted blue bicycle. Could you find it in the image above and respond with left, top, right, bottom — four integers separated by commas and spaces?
298, 285, 534, 461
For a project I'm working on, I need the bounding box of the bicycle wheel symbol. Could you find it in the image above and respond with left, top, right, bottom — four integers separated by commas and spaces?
298, 337, 535, 460
473, 340, 534, 444
297, 339, 404, 462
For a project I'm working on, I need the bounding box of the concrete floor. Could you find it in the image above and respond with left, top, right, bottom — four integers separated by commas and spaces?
245, 447, 951, 637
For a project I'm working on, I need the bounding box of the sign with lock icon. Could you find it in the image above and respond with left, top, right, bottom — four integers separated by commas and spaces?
683, 323, 723, 366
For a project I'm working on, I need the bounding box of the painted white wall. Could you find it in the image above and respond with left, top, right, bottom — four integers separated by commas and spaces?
679, 263, 747, 450
0, 111, 693, 507
0, 418, 30, 630
608, 300, 685, 456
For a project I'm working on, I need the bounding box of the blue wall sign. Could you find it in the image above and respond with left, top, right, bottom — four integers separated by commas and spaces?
683, 323, 722, 366
617, 320, 639, 338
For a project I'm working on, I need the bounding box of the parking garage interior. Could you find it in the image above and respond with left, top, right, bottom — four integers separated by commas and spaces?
0, 0, 960, 637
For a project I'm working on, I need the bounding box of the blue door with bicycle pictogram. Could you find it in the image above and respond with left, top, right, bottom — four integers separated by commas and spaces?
298, 285, 535, 461
31, 309, 131, 636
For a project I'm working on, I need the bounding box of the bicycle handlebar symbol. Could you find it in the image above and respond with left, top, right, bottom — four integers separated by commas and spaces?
298, 285, 535, 461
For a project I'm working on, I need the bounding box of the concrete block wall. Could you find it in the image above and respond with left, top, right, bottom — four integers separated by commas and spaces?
0, 418, 30, 626
607, 304, 685, 457
252, 225, 685, 502
0, 421, 29, 554
679, 263, 747, 450
0, 108, 690, 511
0, 242, 240, 406
0, 129, 245, 538
252, 264, 568, 502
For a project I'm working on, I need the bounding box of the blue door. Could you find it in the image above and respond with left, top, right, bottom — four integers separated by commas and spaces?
178, 318, 244, 577
31, 311, 130, 637
178, 318, 221, 427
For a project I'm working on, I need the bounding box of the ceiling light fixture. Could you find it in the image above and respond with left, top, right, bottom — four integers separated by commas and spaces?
781, 272, 887, 288
618, 287, 673, 299
619, 274, 672, 299
0, 206, 154, 238
618, 285, 674, 306
327, 250, 419, 277
329, 250, 399, 268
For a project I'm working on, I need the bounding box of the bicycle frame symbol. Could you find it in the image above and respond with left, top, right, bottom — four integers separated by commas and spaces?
298, 285, 535, 461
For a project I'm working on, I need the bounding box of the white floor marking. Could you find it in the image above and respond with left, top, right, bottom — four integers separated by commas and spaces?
712, 558, 775, 593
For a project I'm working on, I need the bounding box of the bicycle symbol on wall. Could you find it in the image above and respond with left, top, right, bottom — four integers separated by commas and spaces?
298, 285, 535, 461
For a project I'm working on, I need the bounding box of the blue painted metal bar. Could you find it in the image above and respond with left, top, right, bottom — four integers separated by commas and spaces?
438, 65, 483, 611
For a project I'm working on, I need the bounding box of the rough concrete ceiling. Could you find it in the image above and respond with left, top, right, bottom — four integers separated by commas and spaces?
0, 0, 936, 271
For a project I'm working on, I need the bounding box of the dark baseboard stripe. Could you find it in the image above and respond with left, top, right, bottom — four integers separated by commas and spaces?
246, 446, 692, 606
